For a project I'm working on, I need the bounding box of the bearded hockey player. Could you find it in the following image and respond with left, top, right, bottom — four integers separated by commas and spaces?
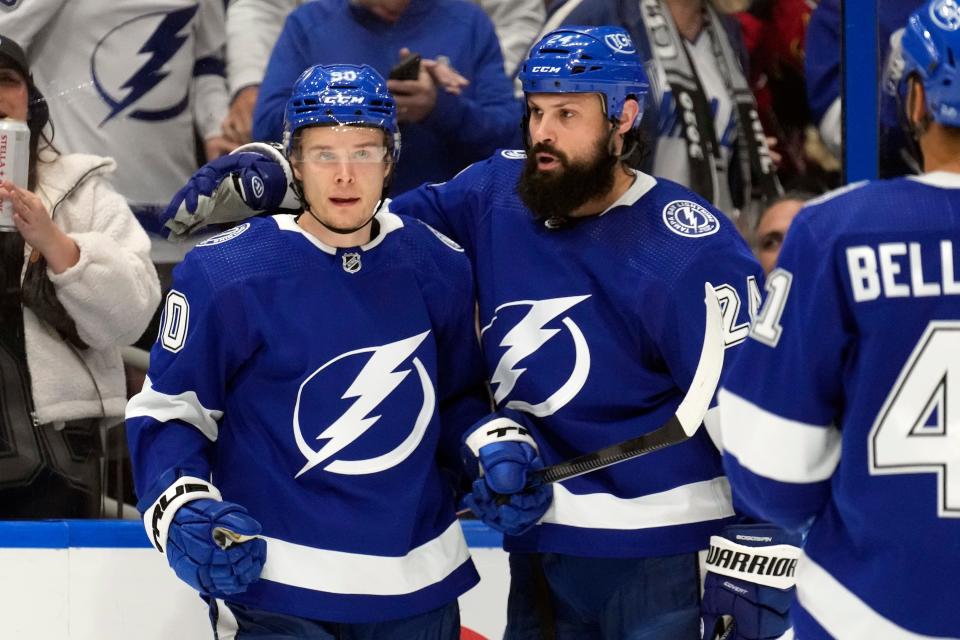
125, 64, 488, 638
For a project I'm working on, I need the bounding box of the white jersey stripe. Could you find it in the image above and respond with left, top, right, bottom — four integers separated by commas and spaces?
125, 376, 222, 441
797, 553, 954, 639
258, 520, 471, 596
213, 599, 239, 640
540, 477, 734, 530
718, 388, 841, 483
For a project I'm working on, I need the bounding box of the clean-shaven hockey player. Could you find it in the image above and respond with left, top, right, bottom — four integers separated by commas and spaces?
125, 64, 488, 638
718, 1, 960, 637
159, 26, 800, 640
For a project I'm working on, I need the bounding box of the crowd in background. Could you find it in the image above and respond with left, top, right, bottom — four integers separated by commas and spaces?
0, 0, 913, 517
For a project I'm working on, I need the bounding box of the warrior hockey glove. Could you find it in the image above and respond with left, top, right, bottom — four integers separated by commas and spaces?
162, 145, 291, 239
461, 416, 553, 536
165, 498, 267, 596
700, 524, 802, 640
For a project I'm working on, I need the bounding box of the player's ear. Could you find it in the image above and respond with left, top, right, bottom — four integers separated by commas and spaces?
291, 157, 303, 182
618, 98, 640, 136
908, 76, 927, 130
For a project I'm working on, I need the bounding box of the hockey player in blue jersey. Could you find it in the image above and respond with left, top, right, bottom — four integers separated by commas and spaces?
718, 1, 960, 637
158, 26, 800, 640
125, 64, 489, 638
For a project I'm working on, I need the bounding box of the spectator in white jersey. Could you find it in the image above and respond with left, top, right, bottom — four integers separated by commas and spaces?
0, 0, 233, 264
0, 35, 160, 519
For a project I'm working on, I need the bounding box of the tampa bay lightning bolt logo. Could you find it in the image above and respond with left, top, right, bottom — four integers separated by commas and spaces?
604, 33, 636, 54
293, 331, 435, 477
91, 6, 198, 125
931, 0, 960, 31
662, 200, 720, 238
482, 296, 591, 417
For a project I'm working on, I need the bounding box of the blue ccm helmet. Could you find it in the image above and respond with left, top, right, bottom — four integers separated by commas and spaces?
901, 0, 960, 127
283, 63, 400, 160
518, 26, 650, 129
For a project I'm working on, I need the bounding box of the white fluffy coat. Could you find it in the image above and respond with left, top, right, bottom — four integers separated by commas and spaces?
22, 151, 160, 424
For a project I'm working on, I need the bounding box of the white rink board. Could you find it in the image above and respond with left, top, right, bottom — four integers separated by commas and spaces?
0, 521, 508, 640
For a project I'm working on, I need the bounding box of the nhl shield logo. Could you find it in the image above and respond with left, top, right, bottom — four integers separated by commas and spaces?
342, 252, 362, 274
661, 200, 720, 238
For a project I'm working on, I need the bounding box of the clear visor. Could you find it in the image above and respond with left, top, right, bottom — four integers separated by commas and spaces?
299, 145, 389, 165
294, 124, 391, 165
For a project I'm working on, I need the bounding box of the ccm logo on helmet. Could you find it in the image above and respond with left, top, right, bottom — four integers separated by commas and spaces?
320, 95, 364, 105
531, 66, 561, 73
604, 33, 636, 54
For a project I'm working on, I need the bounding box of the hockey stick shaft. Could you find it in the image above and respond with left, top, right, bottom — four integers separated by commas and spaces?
529, 282, 725, 485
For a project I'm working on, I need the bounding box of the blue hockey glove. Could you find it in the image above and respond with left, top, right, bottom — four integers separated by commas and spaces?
700, 524, 802, 640
162, 148, 289, 238
165, 498, 267, 596
461, 417, 553, 535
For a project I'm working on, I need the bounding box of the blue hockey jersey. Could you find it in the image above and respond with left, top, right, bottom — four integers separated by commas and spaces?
392, 150, 762, 558
719, 172, 960, 638
126, 211, 487, 623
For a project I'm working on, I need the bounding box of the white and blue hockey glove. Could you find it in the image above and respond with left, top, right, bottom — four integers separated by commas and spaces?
700, 524, 802, 640
461, 417, 553, 536
143, 477, 267, 596
162, 143, 295, 239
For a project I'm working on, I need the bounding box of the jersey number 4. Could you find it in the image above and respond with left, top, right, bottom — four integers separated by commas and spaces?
869, 321, 960, 519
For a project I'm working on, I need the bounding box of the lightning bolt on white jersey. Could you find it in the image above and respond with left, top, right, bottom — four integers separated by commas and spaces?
0, 0, 229, 208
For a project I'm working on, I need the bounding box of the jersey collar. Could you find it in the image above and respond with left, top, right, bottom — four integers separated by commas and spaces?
907, 171, 960, 189
271, 200, 404, 255
599, 169, 658, 216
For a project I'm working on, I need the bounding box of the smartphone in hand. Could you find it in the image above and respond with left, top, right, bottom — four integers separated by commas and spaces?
389, 53, 421, 81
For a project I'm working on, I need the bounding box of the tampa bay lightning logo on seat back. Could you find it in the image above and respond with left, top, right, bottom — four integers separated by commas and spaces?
293, 331, 435, 477
91, 6, 199, 125
482, 296, 591, 417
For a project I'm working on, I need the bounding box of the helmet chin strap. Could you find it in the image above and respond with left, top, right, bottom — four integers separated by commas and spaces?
295, 177, 391, 237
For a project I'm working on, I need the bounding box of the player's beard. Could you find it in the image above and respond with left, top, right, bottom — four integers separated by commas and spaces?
517, 137, 617, 226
